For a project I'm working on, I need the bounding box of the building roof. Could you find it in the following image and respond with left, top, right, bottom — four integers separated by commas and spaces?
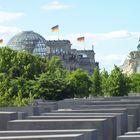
7, 31, 47, 53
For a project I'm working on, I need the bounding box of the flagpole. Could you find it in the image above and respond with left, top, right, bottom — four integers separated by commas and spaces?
92, 45, 94, 51
84, 41, 86, 50
51, 25, 59, 40
77, 37, 85, 50
58, 30, 59, 40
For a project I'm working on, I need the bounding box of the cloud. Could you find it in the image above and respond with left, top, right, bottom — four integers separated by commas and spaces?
42, 1, 70, 11
45, 30, 140, 50
67, 30, 140, 42
45, 30, 140, 42
96, 53, 127, 71
0, 26, 21, 35
0, 26, 21, 45
0, 11, 25, 23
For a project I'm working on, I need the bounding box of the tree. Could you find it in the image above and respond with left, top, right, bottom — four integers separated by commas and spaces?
45, 56, 63, 74
100, 68, 109, 96
107, 65, 131, 96
0, 47, 46, 79
33, 71, 67, 100
65, 69, 91, 98
130, 73, 140, 93
90, 67, 101, 96
0, 47, 48, 106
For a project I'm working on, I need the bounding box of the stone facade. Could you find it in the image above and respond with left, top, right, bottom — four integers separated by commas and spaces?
121, 43, 140, 74
46, 40, 98, 74
7, 31, 98, 74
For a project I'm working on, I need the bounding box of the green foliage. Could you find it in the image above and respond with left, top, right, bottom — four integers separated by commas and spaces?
130, 73, 140, 93
0, 47, 47, 106
90, 67, 101, 96
65, 69, 91, 98
107, 65, 131, 96
0, 47, 46, 79
45, 56, 63, 74
100, 68, 109, 96
33, 71, 67, 100
0, 47, 139, 106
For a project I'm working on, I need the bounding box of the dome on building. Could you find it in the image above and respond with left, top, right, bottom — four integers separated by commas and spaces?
7, 31, 50, 56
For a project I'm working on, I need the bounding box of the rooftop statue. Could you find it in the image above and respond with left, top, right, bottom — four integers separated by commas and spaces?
137, 41, 140, 51
121, 39, 140, 74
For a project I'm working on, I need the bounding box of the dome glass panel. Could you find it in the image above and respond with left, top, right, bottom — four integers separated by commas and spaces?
7, 31, 50, 56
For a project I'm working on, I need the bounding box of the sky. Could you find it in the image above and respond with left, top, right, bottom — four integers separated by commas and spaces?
0, 0, 140, 72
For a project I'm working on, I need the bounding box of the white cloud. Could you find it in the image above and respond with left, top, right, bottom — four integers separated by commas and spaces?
96, 54, 127, 71
45, 30, 140, 50
67, 30, 140, 42
45, 30, 140, 43
0, 11, 25, 23
0, 26, 21, 35
45, 35, 64, 40
0, 26, 21, 45
42, 1, 70, 11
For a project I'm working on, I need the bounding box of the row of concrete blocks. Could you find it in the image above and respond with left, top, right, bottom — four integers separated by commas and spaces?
0, 112, 100, 140
0, 129, 97, 140
0, 111, 121, 140
117, 127, 140, 140
0, 112, 98, 140
0, 109, 136, 140
1, 96, 140, 139
55, 97, 140, 140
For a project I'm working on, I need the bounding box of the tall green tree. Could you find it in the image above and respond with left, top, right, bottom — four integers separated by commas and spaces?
30, 56, 68, 100
33, 71, 67, 100
100, 68, 109, 96
90, 67, 101, 96
107, 65, 131, 96
65, 69, 91, 98
130, 73, 140, 93
0, 47, 46, 79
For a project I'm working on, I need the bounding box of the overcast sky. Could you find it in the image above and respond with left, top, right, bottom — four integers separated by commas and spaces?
0, 0, 140, 71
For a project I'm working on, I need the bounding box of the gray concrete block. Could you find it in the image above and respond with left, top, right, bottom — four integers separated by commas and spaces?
0, 129, 97, 140
7, 119, 107, 140
78, 104, 140, 126
137, 127, 140, 131
35, 100, 58, 110
54, 108, 128, 134
0, 134, 84, 140
58, 98, 104, 108
42, 112, 123, 136
0, 112, 18, 130
125, 131, 140, 135
117, 135, 140, 140
17, 112, 28, 120
0, 106, 52, 116
128, 115, 137, 131
28, 115, 116, 140
0, 107, 39, 116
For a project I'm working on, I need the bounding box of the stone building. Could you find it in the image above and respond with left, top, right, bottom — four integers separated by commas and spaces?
7, 31, 98, 74
120, 42, 140, 74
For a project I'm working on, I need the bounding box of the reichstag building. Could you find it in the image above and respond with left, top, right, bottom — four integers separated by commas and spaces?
8, 31, 98, 74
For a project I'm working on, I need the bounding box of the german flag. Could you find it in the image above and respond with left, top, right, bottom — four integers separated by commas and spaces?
51, 25, 59, 32
77, 37, 85, 42
0, 39, 3, 44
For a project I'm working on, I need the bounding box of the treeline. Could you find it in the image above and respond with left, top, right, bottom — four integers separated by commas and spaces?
0, 47, 140, 106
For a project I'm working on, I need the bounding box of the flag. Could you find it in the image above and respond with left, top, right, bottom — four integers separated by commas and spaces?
77, 37, 85, 42
0, 39, 3, 44
51, 25, 59, 32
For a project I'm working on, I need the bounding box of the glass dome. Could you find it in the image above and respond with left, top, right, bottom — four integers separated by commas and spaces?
7, 31, 50, 56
